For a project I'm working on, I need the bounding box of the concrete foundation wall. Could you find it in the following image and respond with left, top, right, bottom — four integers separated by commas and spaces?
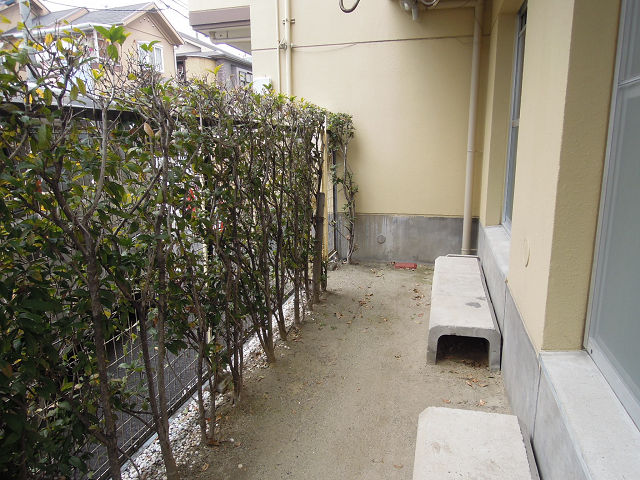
478, 223, 640, 480
334, 214, 477, 264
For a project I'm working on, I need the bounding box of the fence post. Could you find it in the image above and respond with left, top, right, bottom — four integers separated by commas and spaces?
312, 192, 325, 305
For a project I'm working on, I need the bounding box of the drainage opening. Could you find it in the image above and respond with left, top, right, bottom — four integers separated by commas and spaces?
436, 335, 489, 368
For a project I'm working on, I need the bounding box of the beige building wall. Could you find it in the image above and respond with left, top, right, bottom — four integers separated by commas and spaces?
184, 56, 218, 80
506, 0, 619, 351
122, 13, 178, 78
191, 0, 488, 217
0, 5, 22, 32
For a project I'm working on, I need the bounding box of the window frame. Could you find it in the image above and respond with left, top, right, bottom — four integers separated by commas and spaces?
137, 41, 164, 73
502, 2, 527, 232
586, 0, 640, 429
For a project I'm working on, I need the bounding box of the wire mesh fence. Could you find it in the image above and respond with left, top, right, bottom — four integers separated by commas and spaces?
86, 315, 200, 480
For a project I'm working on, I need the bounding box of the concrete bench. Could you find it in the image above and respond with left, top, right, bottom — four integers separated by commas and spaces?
413, 407, 539, 480
427, 255, 502, 371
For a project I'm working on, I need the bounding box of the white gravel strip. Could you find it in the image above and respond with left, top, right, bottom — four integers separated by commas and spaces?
121, 295, 304, 480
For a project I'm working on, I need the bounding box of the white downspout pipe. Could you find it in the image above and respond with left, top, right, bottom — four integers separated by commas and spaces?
461, 0, 483, 255
275, 0, 282, 92
284, 0, 292, 95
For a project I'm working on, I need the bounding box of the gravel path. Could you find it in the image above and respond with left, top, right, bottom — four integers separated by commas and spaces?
174, 262, 509, 480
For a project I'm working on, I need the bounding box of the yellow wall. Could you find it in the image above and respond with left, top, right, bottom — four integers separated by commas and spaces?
191, 0, 488, 217
122, 13, 177, 78
506, 0, 619, 351
184, 56, 218, 80
190, 0, 622, 352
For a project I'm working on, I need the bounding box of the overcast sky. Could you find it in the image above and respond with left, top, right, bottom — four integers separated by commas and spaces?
42, 0, 251, 59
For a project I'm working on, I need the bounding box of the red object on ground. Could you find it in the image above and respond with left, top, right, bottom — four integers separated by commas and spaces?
394, 262, 417, 270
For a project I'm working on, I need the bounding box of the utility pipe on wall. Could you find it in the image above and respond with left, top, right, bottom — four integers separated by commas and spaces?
284, 0, 293, 95
461, 0, 483, 255
275, 0, 282, 92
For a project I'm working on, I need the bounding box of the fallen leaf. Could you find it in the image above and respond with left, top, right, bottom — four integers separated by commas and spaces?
201, 463, 209, 471
346, 321, 352, 324
418, 313, 424, 317
478, 399, 487, 406
393, 464, 404, 469
465, 380, 473, 387
442, 399, 451, 404
479, 383, 488, 387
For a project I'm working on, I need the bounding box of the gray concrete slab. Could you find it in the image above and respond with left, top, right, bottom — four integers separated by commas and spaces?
412, 407, 538, 480
539, 351, 640, 480
427, 256, 502, 371
334, 214, 478, 264
477, 224, 509, 332
532, 368, 588, 480
502, 287, 540, 438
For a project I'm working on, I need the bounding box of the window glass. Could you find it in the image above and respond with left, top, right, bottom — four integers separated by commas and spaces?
589, 0, 640, 428
621, 1, 640, 81
503, 4, 527, 230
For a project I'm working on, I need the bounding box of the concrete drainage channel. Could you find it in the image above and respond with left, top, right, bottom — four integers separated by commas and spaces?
415, 255, 538, 479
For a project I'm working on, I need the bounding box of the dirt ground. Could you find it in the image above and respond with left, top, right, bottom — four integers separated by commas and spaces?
180, 262, 509, 480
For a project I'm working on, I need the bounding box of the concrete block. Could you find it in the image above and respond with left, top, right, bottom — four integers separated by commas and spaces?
502, 287, 540, 438
477, 224, 509, 332
532, 370, 588, 480
413, 407, 538, 480
427, 256, 502, 371
538, 351, 640, 480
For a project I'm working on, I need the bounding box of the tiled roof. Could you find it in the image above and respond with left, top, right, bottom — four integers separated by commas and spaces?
32, 8, 85, 27
74, 3, 152, 25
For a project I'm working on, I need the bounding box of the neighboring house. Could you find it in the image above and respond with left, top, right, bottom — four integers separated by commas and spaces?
175, 32, 252, 86
0, 0, 49, 32
190, 0, 640, 479
3, 2, 182, 78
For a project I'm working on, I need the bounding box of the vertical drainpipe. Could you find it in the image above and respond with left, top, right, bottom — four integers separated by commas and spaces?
275, 0, 282, 92
284, 0, 293, 95
461, 0, 484, 255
